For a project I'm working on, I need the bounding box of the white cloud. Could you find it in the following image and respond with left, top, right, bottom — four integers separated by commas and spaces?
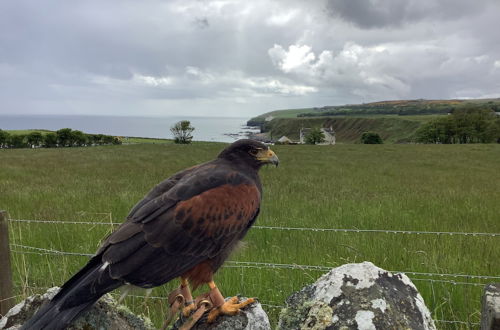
268, 42, 413, 98
134, 74, 173, 87
266, 9, 299, 26
268, 44, 317, 73
241, 77, 317, 95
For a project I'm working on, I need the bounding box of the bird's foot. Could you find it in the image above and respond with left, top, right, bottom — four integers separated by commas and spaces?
182, 301, 196, 317
207, 296, 256, 323
178, 298, 213, 330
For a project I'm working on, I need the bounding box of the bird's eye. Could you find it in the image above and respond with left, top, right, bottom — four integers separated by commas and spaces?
249, 147, 262, 156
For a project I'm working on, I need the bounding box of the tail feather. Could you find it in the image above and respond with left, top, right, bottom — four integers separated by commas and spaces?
21, 257, 122, 330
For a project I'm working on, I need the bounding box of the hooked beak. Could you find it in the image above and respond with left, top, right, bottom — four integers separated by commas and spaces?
256, 148, 279, 167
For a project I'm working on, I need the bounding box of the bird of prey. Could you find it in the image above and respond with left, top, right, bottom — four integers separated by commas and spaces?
22, 139, 279, 330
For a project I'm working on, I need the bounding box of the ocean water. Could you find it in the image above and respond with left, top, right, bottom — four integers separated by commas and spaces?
0, 115, 259, 143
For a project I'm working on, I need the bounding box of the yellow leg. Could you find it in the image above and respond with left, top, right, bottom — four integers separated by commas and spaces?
180, 278, 197, 317
206, 281, 256, 323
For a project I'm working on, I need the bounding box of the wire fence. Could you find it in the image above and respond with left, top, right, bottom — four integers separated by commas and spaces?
5, 217, 499, 328
8, 218, 500, 237
10, 243, 500, 284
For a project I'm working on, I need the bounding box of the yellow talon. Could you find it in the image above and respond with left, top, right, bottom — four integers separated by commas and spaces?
182, 302, 196, 317
207, 296, 256, 323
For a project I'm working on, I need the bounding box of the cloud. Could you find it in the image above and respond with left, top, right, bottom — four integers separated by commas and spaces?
269, 39, 500, 101
268, 44, 317, 73
325, 0, 495, 29
1, 0, 500, 117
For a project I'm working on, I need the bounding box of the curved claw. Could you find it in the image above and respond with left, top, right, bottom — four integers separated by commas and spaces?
207, 296, 256, 323
179, 299, 213, 330
182, 302, 196, 317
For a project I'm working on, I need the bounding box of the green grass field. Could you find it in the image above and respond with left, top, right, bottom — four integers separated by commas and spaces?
122, 136, 171, 144
1, 143, 499, 329
6, 129, 55, 135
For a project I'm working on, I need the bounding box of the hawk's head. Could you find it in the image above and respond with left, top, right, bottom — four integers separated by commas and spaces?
218, 139, 279, 169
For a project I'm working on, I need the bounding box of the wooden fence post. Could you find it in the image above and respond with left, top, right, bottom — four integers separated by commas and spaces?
0, 210, 14, 316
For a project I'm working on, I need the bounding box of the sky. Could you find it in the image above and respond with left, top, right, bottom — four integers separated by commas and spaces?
1, 0, 500, 118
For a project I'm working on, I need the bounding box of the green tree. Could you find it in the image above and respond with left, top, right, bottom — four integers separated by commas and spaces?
102, 135, 114, 145
305, 128, 325, 145
361, 132, 383, 144
171, 120, 195, 144
0, 129, 10, 148
415, 117, 456, 144
484, 118, 500, 143
415, 107, 498, 144
56, 128, 73, 147
8, 134, 27, 148
43, 133, 58, 147
72, 130, 87, 146
90, 134, 106, 145
26, 131, 43, 148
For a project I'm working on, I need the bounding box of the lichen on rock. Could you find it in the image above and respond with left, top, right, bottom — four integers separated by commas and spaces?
0, 287, 154, 330
171, 297, 271, 330
278, 262, 436, 330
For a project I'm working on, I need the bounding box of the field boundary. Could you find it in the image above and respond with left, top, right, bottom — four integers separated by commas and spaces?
8, 218, 500, 237
3, 216, 499, 328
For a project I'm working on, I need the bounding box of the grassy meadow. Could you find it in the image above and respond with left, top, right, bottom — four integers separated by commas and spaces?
1, 143, 499, 329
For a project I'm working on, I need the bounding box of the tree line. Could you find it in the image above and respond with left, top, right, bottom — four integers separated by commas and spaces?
297, 101, 500, 118
415, 107, 500, 144
0, 128, 122, 149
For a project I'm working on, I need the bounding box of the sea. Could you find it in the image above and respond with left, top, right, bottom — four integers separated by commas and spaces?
0, 115, 260, 143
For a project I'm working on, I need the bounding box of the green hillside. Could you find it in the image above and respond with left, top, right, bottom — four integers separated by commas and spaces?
263, 117, 423, 143
248, 98, 500, 143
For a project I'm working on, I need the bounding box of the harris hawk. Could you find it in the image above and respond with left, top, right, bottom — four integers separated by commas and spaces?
22, 139, 279, 330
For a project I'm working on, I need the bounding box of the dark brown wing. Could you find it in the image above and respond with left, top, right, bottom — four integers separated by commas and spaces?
126, 163, 203, 219
96, 160, 261, 288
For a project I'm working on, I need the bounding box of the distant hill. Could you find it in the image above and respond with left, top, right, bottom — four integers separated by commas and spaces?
248, 98, 500, 125
247, 98, 500, 143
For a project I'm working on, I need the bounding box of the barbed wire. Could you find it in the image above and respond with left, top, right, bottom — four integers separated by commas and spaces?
7, 217, 492, 329
10, 244, 94, 257
8, 219, 120, 226
8, 218, 500, 237
254, 225, 500, 237
9, 244, 500, 282
434, 319, 480, 326
410, 278, 486, 287
225, 261, 500, 280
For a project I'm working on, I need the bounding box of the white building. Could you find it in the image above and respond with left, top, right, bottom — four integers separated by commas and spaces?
299, 126, 336, 145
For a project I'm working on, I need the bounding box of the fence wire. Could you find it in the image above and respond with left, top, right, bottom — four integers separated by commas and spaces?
10, 243, 500, 283
7, 217, 498, 329
8, 218, 500, 237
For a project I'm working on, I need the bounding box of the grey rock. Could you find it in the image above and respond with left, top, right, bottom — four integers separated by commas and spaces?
172, 297, 271, 330
278, 261, 436, 330
481, 283, 500, 330
0, 287, 154, 330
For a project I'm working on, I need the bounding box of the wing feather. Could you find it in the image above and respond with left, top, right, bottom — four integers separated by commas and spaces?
97, 162, 261, 287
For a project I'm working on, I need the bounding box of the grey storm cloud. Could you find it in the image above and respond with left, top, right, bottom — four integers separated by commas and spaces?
325, 0, 493, 29
1, 0, 500, 117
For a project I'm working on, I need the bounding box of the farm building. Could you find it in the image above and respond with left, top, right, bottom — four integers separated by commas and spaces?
277, 136, 294, 144
299, 126, 336, 145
